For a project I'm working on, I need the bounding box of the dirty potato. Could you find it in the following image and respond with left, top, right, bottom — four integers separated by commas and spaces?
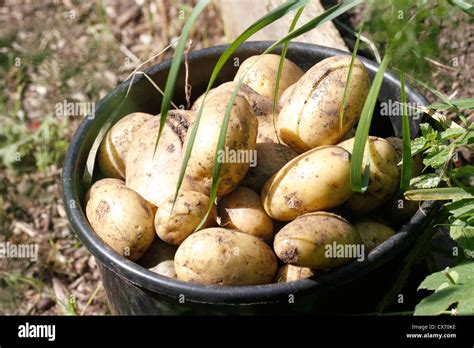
262, 145, 353, 221
192, 81, 275, 116
234, 54, 304, 99
138, 238, 178, 278
354, 219, 395, 252
241, 143, 298, 193
275, 264, 316, 283
386, 136, 424, 177
257, 114, 280, 144
184, 91, 257, 196
125, 111, 193, 207
85, 179, 155, 261
278, 56, 370, 153
338, 136, 400, 215
154, 191, 216, 246
217, 187, 273, 243
273, 212, 362, 269
174, 228, 277, 285
98, 112, 153, 179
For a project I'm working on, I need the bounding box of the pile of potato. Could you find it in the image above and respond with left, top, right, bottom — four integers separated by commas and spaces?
86, 53, 422, 286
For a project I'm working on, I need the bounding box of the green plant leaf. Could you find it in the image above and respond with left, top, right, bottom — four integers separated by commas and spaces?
445, 199, 474, 219
428, 98, 474, 111
405, 187, 474, 201
415, 263, 474, 315
449, 0, 474, 16
410, 136, 428, 155
350, 51, 391, 192
410, 173, 441, 189
452, 165, 474, 178
440, 127, 466, 141
154, 0, 209, 155
339, 24, 363, 133
399, 70, 412, 192
450, 218, 474, 254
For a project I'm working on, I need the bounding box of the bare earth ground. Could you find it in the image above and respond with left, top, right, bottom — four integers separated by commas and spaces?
0, 1, 471, 315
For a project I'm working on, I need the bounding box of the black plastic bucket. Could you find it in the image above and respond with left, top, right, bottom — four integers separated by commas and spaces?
62, 41, 436, 315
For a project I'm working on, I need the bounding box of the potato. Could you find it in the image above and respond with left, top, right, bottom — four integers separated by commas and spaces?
338, 136, 400, 215
174, 228, 277, 285
138, 239, 177, 278
354, 219, 395, 252
241, 143, 298, 193
275, 264, 316, 283
278, 56, 370, 153
262, 145, 353, 221
273, 212, 363, 269
279, 83, 295, 109
192, 81, 275, 116
154, 191, 216, 246
257, 114, 280, 144
98, 112, 153, 179
184, 91, 257, 196
234, 54, 304, 99
217, 187, 273, 243
125, 111, 193, 207
386, 136, 424, 177
85, 179, 155, 261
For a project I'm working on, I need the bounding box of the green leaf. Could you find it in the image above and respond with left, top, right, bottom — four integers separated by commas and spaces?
351, 52, 391, 192
173, 0, 308, 214
450, 218, 474, 254
410, 136, 427, 155
410, 174, 441, 189
440, 127, 466, 141
405, 187, 474, 201
420, 123, 438, 141
445, 199, 474, 219
399, 70, 412, 192
449, 0, 474, 16
272, 6, 305, 139
415, 263, 474, 316
154, 0, 209, 154
339, 24, 363, 132
423, 145, 450, 169
452, 165, 474, 178
428, 98, 474, 111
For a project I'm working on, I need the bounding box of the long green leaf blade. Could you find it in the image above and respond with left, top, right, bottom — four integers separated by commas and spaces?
350, 52, 391, 192
340, 24, 363, 133
405, 187, 474, 201
154, 0, 209, 155
399, 70, 412, 192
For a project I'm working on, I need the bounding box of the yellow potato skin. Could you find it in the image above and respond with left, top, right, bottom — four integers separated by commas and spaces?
154, 191, 216, 246
279, 83, 296, 109
257, 114, 280, 144
192, 82, 275, 116
234, 54, 304, 99
98, 112, 153, 179
354, 219, 395, 252
217, 187, 273, 243
85, 179, 155, 261
241, 143, 298, 194
174, 228, 277, 285
275, 264, 315, 283
125, 114, 192, 207
184, 91, 257, 196
278, 56, 370, 153
338, 136, 400, 215
273, 212, 362, 269
386, 136, 424, 178
262, 145, 353, 221
138, 239, 178, 278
